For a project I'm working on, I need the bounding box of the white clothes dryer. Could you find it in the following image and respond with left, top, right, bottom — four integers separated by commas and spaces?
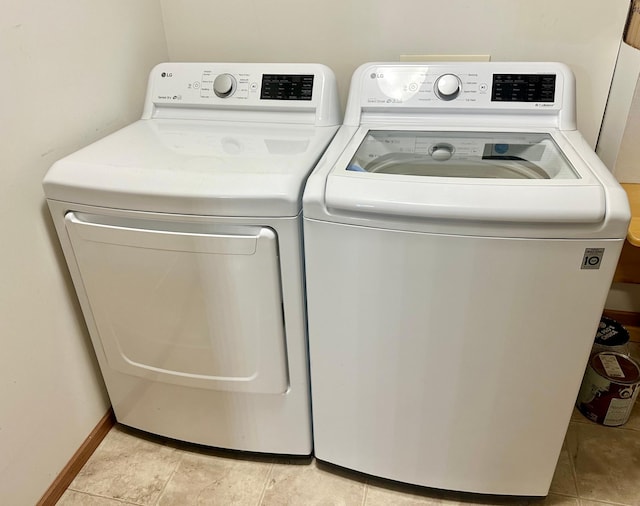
303, 63, 630, 493
43, 63, 340, 454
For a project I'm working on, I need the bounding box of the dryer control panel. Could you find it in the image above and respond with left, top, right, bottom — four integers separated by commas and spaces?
152, 70, 314, 102
345, 62, 575, 129
142, 62, 341, 126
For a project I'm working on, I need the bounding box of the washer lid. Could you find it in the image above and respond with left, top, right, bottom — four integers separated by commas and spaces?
44, 119, 338, 217
324, 129, 606, 224
348, 131, 578, 180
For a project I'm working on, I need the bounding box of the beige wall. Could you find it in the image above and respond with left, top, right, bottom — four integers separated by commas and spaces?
0, 2, 168, 503
160, 0, 629, 147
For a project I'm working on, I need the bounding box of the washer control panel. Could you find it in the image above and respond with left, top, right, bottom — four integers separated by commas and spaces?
357, 62, 569, 112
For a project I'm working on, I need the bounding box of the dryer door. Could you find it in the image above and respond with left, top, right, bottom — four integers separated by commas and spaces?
64, 212, 288, 394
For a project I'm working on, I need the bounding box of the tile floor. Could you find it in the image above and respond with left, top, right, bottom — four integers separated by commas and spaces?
58, 345, 640, 506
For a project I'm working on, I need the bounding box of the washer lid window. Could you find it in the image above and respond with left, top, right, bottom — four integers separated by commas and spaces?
325, 129, 606, 225
346, 131, 579, 180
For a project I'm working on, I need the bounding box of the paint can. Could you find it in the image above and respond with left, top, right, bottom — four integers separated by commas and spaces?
576, 352, 640, 426
592, 316, 630, 355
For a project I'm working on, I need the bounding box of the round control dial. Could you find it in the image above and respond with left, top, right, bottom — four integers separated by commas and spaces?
434, 74, 462, 101
429, 143, 454, 161
213, 73, 236, 98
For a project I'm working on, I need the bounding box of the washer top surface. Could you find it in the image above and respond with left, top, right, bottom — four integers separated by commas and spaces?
43, 62, 341, 217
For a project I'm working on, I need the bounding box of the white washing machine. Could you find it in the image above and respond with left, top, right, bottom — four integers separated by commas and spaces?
43, 62, 340, 454
303, 62, 630, 494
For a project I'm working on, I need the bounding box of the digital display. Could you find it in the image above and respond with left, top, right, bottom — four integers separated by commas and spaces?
260, 74, 314, 101
491, 74, 556, 103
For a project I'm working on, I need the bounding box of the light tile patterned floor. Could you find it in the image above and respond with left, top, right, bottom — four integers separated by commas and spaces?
56, 402, 640, 506
58, 343, 640, 506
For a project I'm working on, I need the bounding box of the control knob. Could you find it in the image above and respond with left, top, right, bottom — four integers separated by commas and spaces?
213, 73, 236, 98
429, 143, 454, 161
434, 74, 462, 101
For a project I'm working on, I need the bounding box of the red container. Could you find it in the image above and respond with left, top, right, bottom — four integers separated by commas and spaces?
576, 352, 640, 426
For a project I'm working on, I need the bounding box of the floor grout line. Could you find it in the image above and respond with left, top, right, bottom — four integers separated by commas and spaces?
578, 499, 635, 506
152, 448, 185, 506
62, 489, 146, 505
361, 480, 369, 506
256, 461, 275, 505
552, 491, 581, 498
566, 430, 581, 501
568, 423, 585, 502
570, 418, 640, 433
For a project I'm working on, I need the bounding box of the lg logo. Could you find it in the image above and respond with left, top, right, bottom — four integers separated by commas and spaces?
370, 72, 384, 79
161, 72, 173, 78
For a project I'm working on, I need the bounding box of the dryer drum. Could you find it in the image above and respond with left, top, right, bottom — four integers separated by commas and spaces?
576, 352, 640, 426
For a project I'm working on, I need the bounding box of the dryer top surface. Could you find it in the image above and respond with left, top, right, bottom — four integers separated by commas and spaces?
44, 119, 338, 217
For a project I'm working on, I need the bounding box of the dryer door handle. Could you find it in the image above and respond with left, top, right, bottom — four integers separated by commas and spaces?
64, 212, 271, 255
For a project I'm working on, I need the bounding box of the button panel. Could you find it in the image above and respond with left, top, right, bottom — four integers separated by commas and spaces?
144, 63, 340, 125
360, 64, 563, 111
151, 66, 318, 108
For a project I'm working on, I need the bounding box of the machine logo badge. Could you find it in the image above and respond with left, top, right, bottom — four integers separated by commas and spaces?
582, 248, 605, 270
